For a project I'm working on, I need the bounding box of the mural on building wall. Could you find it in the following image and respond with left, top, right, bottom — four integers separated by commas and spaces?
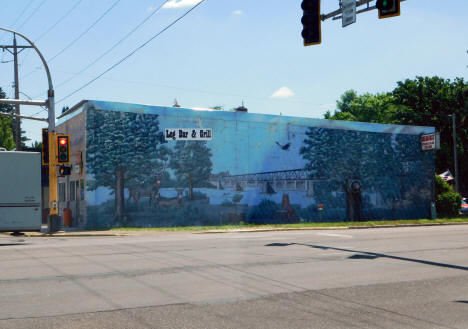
300, 127, 433, 221
86, 109, 169, 224
84, 101, 434, 228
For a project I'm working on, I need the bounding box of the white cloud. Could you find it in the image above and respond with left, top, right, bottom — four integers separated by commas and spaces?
162, 0, 201, 9
232, 9, 243, 15
271, 87, 295, 99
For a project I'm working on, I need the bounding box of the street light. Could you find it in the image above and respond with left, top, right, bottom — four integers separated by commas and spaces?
0, 27, 59, 231
449, 114, 459, 193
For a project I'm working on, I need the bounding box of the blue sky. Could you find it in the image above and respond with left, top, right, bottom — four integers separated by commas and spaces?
0, 0, 467, 144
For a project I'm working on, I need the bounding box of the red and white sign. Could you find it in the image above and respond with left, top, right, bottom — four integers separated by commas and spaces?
421, 133, 435, 150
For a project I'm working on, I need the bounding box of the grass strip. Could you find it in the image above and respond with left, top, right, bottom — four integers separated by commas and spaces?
105, 218, 468, 232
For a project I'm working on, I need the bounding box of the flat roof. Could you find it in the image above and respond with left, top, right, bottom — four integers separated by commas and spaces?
58, 99, 435, 136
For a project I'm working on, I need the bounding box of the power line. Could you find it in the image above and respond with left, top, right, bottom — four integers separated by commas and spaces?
15, 0, 48, 31
57, 0, 207, 104
20, 0, 121, 80
0, 0, 35, 41
34, 0, 83, 43
52, 0, 172, 92
48, 0, 121, 62
18, 0, 83, 68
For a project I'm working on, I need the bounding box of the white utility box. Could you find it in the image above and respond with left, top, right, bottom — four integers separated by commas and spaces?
0, 151, 42, 232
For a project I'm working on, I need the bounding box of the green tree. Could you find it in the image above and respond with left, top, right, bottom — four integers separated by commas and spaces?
326, 77, 468, 194
210, 105, 224, 111
325, 90, 405, 124
170, 141, 213, 200
0, 116, 14, 150
0, 88, 14, 150
0, 88, 31, 149
86, 109, 167, 221
392, 76, 468, 194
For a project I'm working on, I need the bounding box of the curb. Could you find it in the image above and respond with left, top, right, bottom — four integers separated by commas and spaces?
347, 222, 468, 229
194, 222, 468, 234
195, 226, 350, 234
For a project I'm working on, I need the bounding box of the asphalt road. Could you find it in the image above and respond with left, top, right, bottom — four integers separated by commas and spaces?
1, 225, 468, 329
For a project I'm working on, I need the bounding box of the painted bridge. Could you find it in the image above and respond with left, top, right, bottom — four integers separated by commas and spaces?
211, 169, 317, 195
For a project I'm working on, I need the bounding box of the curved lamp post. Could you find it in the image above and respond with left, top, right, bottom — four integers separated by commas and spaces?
0, 27, 59, 228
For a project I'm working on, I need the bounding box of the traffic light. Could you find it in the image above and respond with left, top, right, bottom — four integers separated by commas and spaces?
376, 0, 400, 19
42, 128, 49, 165
301, 0, 321, 46
56, 134, 70, 164
58, 165, 71, 176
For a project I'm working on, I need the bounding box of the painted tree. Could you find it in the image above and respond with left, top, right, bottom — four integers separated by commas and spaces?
86, 109, 167, 221
170, 141, 213, 200
300, 127, 413, 220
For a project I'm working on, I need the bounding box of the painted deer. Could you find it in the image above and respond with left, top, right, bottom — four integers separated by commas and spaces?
128, 162, 167, 208
156, 188, 184, 210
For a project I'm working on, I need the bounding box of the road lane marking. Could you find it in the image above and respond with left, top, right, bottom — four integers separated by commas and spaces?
316, 233, 353, 239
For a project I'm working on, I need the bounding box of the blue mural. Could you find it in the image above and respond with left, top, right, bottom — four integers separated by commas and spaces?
81, 100, 435, 228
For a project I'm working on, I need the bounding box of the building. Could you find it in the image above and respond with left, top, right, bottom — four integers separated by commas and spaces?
56, 100, 435, 228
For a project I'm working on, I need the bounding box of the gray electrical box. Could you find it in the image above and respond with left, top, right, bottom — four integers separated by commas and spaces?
0, 151, 42, 232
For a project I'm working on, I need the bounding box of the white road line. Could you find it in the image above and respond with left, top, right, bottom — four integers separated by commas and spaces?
316, 233, 353, 239
226, 235, 269, 239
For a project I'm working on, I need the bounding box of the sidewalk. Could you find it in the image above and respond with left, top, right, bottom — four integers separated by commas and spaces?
0, 225, 136, 237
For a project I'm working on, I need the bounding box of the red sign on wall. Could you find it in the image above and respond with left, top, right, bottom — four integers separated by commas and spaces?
421, 133, 435, 151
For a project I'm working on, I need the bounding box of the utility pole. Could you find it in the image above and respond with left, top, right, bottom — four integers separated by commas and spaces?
451, 114, 459, 193
13, 34, 21, 150
0, 34, 33, 150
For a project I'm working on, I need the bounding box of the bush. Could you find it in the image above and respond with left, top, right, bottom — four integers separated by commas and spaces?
247, 199, 280, 222
434, 175, 461, 217
435, 175, 454, 194
436, 192, 461, 217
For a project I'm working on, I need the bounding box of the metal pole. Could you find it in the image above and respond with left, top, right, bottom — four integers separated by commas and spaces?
452, 114, 459, 193
13, 34, 21, 151
0, 27, 58, 231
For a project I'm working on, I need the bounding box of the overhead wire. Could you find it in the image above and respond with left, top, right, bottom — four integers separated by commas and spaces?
34, 0, 83, 43
51, 0, 172, 93
0, 0, 35, 42
57, 0, 207, 104
18, 0, 83, 69
48, 0, 121, 62
15, 0, 48, 32
20, 0, 121, 80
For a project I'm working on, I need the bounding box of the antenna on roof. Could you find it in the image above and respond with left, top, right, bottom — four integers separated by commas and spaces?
233, 101, 248, 112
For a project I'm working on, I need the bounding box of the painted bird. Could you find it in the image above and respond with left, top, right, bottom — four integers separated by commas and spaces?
275, 141, 291, 151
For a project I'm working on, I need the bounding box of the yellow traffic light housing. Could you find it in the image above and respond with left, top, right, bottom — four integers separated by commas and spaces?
41, 128, 49, 165
376, 0, 400, 19
301, 0, 321, 46
56, 134, 71, 164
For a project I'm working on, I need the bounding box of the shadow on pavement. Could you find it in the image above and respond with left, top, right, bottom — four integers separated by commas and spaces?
265, 242, 468, 272
0, 243, 28, 246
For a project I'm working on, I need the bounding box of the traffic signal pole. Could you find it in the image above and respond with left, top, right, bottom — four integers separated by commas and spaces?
321, 0, 407, 22
0, 27, 59, 230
